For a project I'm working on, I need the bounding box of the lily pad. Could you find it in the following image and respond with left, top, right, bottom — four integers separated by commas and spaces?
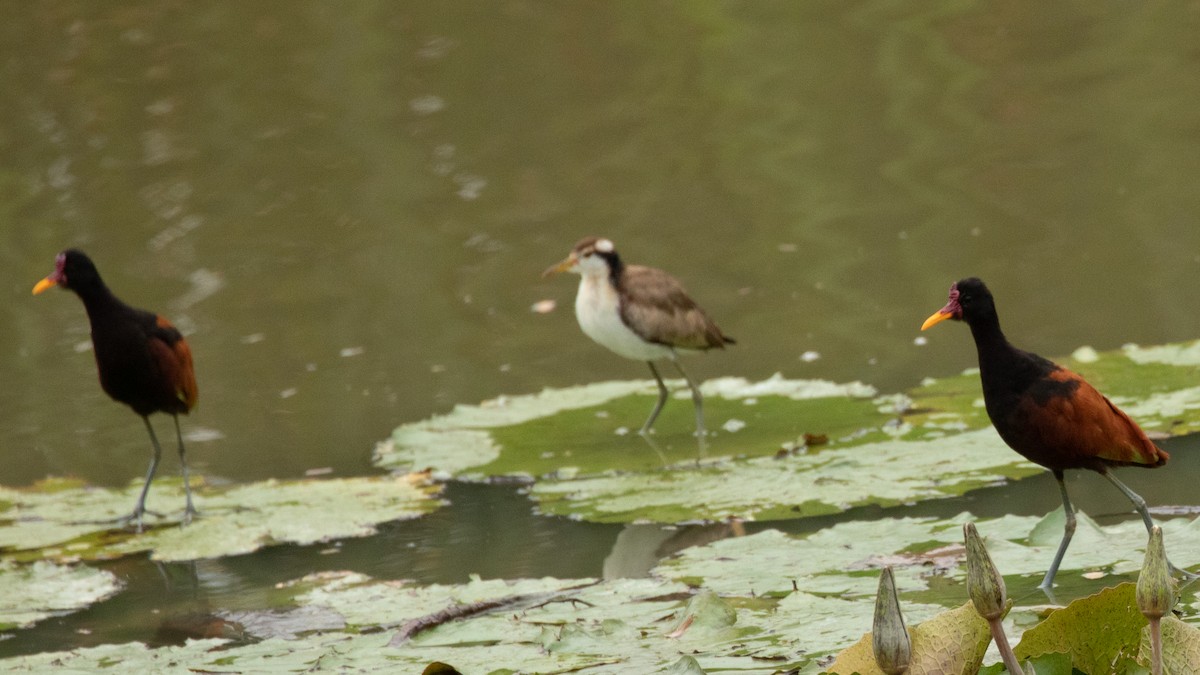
1139, 615, 1200, 673
378, 375, 1028, 524
377, 340, 1200, 526
1013, 583, 1146, 674
530, 428, 1035, 523
376, 375, 884, 478
2, 509, 1198, 673
0, 560, 121, 631
0, 474, 444, 563
659, 511, 1200, 600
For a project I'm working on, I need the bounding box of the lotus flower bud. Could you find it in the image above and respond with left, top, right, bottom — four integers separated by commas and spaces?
872, 566, 911, 675
964, 522, 1006, 621
1137, 526, 1175, 620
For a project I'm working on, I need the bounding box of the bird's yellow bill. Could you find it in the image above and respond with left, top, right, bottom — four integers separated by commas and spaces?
541, 256, 575, 278
921, 310, 953, 331
32, 277, 58, 295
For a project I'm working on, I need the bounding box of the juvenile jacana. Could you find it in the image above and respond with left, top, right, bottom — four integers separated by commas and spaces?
543, 237, 735, 436
34, 249, 198, 532
922, 277, 1191, 588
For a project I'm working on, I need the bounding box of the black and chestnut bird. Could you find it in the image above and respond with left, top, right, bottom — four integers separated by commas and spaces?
33, 249, 198, 532
922, 277, 1193, 589
543, 237, 735, 436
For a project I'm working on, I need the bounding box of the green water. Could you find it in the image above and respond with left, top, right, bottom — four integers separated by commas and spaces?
2, 0, 1199, 658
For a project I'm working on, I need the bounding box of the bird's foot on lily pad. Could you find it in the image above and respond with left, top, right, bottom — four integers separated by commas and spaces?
114, 508, 167, 533
180, 505, 199, 526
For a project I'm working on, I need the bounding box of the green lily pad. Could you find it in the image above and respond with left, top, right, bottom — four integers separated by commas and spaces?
977, 652, 1076, 675
1013, 583, 1146, 674
0, 555, 913, 672
0, 560, 121, 630
378, 375, 1031, 524
376, 375, 884, 479
530, 428, 1035, 523
0, 474, 444, 563
659, 511, 1200, 601
376, 340, 1200, 526
3, 508, 1197, 672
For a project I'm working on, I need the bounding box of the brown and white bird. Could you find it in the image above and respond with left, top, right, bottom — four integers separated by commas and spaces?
543, 236, 734, 436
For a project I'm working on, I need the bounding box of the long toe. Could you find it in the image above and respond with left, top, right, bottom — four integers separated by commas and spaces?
116, 507, 166, 533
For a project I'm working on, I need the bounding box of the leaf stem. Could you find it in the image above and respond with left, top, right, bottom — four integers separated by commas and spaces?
1149, 616, 1162, 675
989, 617, 1023, 674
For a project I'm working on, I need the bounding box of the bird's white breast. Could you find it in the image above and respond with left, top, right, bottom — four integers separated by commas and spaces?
575, 275, 673, 361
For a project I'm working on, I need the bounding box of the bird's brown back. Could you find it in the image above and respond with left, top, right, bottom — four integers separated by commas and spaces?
616, 265, 734, 350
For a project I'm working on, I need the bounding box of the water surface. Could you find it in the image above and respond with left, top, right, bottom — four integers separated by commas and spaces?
2, 0, 1199, 657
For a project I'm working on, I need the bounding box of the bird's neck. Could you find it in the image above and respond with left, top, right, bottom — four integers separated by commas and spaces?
968, 313, 1023, 383
580, 257, 623, 292
73, 281, 127, 324
601, 253, 624, 289
960, 312, 1036, 396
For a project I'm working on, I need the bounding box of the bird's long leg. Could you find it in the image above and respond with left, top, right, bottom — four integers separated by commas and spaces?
174, 414, 197, 525
1040, 469, 1076, 590
670, 356, 706, 437
640, 362, 670, 435
1102, 470, 1198, 581
127, 416, 166, 533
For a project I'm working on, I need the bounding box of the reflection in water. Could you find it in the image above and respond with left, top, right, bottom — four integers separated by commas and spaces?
603, 521, 745, 580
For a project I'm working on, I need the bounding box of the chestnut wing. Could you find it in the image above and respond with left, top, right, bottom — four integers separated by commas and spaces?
1003, 369, 1165, 470
148, 315, 198, 411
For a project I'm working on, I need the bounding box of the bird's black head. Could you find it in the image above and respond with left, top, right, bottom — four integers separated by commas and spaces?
32, 249, 104, 296
922, 277, 996, 330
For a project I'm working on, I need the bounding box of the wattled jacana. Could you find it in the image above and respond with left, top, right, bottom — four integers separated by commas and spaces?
543, 237, 734, 436
33, 249, 198, 532
922, 277, 1192, 589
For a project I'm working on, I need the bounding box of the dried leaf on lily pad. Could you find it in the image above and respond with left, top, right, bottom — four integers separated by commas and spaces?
0, 474, 444, 563
825, 601, 991, 675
